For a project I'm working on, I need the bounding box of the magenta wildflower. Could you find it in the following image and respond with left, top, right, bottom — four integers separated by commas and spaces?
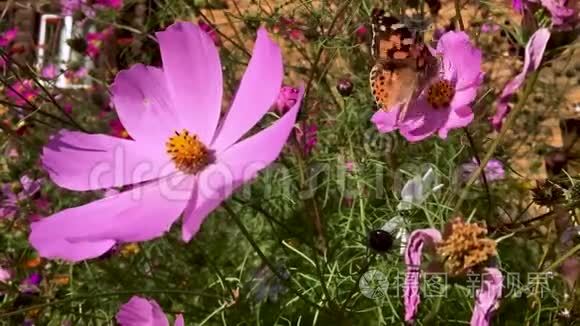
199, 21, 220, 46
0, 28, 17, 47
512, 0, 525, 12
460, 158, 505, 182
296, 122, 317, 155
94, 0, 123, 9
6, 80, 39, 106
404, 225, 502, 325
481, 23, 500, 33
116, 296, 184, 326
20, 272, 42, 293
275, 85, 300, 113
1, 176, 41, 219
372, 31, 483, 142
354, 24, 368, 43
404, 229, 442, 322
0, 266, 11, 283
273, 17, 306, 42
86, 28, 113, 58
491, 28, 550, 131
540, 0, 576, 27
64, 66, 88, 83
41, 64, 59, 79
30, 23, 302, 262
470, 268, 504, 326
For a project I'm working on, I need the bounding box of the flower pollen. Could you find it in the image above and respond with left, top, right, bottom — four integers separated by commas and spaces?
436, 217, 496, 276
166, 129, 211, 174
426, 80, 455, 109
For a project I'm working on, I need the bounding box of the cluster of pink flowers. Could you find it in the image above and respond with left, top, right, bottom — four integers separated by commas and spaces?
86, 28, 114, 58
5, 80, 39, 106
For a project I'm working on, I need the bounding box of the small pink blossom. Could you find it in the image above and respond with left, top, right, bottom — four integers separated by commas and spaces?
0, 28, 17, 47
116, 296, 184, 326
0, 266, 12, 283
354, 24, 368, 43
296, 122, 317, 155
460, 158, 505, 182
41, 64, 59, 79
275, 86, 300, 113
86, 28, 113, 58
273, 17, 305, 42
5, 80, 40, 106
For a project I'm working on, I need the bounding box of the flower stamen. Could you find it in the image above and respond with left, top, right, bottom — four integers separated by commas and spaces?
166, 129, 211, 174
426, 80, 455, 109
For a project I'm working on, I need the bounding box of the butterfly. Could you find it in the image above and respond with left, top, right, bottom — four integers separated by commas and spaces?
369, 9, 440, 118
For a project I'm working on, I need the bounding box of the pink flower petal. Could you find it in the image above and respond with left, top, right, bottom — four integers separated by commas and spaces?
437, 31, 483, 90
211, 27, 283, 151
438, 106, 474, 138
470, 268, 503, 326
174, 315, 185, 326
111, 64, 179, 143
116, 296, 170, 326
371, 108, 400, 133
492, 29, 550, 131
181, 87, 303, 241
42, 130, 175, 191
404, 228, 442, 322
156, 23, 223, 145
30, 174, 193, 261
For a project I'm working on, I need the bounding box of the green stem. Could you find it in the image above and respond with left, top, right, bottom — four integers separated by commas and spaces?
223, 203, 326, 313
0, 289, 220, 318
454, 71, 539, 212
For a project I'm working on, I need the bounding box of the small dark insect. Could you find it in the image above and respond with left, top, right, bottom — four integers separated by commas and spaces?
368, 229, 394, 253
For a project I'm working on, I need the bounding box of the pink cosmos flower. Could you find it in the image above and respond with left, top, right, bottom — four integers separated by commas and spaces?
491, 28, 550, 131
471, 268, 504, 326
116, 296, 184, 326
372, 31, 483, 142
86, 28, 113, 58
6, 80, 40, 106
275, 85, 300, 114
460, 158, 505, 182
29, 22, 302, 262
404, 228, 503, 325
540, 0, 576, 27
1, 176, 41, 219
41, 64, 59, 79
404, 229, 442, 322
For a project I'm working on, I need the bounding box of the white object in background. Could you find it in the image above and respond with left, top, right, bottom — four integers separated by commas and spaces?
36, 14, 92, 89
397, 168, 443, 211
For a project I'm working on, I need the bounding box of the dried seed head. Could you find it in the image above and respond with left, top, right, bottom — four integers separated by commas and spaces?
436, 217, 496, 276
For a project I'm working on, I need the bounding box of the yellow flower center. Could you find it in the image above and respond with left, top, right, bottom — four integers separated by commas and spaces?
166, 129, 211, 174
426, 80, 455, 109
